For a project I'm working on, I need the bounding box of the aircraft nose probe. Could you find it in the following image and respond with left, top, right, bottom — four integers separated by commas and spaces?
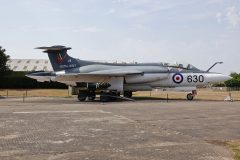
205, 62, 231, 83
206, 62, 223, 72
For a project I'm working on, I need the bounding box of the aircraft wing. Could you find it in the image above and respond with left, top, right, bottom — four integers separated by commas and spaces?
88, 69, 143, 75
54, 69, 143, 82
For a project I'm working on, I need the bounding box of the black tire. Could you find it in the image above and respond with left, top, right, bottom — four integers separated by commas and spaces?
78, 91, 87, 101
187, 93, 194, 101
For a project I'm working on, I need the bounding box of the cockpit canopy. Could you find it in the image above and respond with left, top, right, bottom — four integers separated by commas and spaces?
162, 62, 201, 71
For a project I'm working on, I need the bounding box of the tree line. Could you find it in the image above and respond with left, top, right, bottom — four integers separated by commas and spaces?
0, 46, 11, 75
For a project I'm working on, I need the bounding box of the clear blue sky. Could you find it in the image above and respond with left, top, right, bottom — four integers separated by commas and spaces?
0, 0, 240, 74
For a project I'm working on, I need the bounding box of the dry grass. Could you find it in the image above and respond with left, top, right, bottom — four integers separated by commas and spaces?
0, 88, 239, 101
134, 89, 240, 101
0, 89, 70, 97
226, 141, 240, 160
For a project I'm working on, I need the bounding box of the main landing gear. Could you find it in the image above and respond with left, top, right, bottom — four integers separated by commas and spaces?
78, 90, 96, 101
78, 90, 133, 102
186, 90, 197, 101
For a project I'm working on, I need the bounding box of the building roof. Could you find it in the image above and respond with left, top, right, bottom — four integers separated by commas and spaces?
7, 59, 53, 72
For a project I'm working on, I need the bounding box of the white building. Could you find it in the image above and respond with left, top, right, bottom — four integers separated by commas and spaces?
7, 59, 53, 72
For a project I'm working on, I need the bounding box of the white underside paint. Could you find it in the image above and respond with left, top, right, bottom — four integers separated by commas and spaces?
125, 73, 168, 84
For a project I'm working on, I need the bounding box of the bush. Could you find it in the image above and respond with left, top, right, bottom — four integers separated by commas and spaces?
225, 73, 240, 88
212, 83, 226, 87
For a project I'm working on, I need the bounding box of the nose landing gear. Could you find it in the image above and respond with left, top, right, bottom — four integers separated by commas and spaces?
186, 90, 197, 101
187, 93, 194, 100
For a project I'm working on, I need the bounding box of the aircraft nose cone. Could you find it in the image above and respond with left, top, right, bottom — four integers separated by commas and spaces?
207, 74, 231, 83
205, 73, 231, 84
221, 75, 232, 81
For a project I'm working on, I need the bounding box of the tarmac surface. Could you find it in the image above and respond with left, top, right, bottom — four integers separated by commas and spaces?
0, 97, 240, 160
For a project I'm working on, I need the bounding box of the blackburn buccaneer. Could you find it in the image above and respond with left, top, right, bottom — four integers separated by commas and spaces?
26, 46, 231, 102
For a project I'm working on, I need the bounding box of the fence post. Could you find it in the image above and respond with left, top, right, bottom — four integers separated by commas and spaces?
23, 93, 25, 103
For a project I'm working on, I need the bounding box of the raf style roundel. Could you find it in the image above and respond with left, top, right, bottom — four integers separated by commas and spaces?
172, 73, 183, 84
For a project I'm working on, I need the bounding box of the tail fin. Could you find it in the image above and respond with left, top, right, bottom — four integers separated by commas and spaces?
36, 45, 80, 71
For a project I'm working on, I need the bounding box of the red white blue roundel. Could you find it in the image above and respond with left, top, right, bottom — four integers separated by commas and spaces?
172, 73, 183, 84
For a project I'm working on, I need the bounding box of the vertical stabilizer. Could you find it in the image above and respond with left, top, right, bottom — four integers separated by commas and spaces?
36, 45, 80, 71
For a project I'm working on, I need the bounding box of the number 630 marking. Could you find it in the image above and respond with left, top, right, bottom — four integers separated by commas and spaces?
187, 75, 204, 83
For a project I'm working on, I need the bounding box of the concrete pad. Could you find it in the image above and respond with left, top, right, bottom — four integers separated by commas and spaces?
0, 97, 239, 160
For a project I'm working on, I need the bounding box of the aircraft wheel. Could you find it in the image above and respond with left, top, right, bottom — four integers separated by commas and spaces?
78, 91, 87, 101
187, 93, 194, 101
124, 91, 132, 98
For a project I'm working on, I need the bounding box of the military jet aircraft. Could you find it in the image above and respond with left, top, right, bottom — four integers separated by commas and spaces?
26, 45, 231, 102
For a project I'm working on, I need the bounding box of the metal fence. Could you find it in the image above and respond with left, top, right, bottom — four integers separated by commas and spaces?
211, 87, 240, 91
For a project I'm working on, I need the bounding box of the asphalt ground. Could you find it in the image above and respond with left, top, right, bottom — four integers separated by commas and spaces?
0, 97, 240, 160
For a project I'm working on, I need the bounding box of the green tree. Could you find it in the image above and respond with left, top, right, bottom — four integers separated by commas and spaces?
224, 73, 240, 87
0, 46, 10, 75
